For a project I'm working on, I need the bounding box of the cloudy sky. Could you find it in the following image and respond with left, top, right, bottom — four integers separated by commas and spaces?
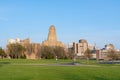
0, 0, 120, 49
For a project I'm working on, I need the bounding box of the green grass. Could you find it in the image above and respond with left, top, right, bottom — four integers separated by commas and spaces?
0, 59, 120, 80
0, 59, 73, 64
0, 59, 100, 65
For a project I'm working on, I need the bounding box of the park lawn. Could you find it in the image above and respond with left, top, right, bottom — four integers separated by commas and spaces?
0, 59, 98, 65
0, 59, 120, 80
0, 59, 73, 64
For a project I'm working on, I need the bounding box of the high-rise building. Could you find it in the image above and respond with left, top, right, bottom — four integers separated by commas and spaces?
42, 25, 66, 48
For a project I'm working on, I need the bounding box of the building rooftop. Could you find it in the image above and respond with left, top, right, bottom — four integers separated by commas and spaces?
79, 39, 87, 43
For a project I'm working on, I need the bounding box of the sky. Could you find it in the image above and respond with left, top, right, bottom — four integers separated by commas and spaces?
0, 0, 120, 49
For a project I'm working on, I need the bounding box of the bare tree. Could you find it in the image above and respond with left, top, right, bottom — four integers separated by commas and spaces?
40, 46, 54, 59
67, 48, 74, 59
84, 48, 93, 64
7, 44, 25, 59
107, 50, 119, 61
54, 46, 66, 59
40, 46, 66, 59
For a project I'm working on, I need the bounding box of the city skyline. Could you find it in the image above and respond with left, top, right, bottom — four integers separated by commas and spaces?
0, 0, 120, 49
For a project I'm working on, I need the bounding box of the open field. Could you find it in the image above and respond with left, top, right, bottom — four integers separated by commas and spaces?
0, 59, 120, 80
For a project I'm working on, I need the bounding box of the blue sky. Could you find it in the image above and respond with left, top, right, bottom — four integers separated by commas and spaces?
0, 0, 120, 49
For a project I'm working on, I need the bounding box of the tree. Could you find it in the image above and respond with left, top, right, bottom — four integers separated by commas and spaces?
0, 47, 5, 59
7, 44, 26, 59
67, 48, 74, 59
17, 44, 26, 58
40, 46, 66, 59
54, 46, 66, 59
107, 50, 119, 61
117, 51, 120, 59
41, 46, 55, 59
84, 48, 93, 64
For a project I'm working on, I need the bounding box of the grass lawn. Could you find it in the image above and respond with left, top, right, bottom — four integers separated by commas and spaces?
0, 59, 120, 80
0, 59, 73, 64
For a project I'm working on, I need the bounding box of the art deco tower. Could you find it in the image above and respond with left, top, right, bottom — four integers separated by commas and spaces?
42, 25, 66, 48
47, 25, 57, 42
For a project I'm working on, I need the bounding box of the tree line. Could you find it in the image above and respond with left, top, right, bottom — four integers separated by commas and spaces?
5, 44, 67, 59
0, 43, 120, 61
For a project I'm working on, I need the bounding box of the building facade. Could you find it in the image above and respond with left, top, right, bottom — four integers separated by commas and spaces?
99, 44, 115, 60
42, 25, 66, 48
6, 25, 66, 59
68, 39, 88, 57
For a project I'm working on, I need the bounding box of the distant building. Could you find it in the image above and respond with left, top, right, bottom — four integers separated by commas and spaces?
6, 38, 41, 59
88, 44, 96, 51
8, 38, 21, 44
99, 44, 115, 60
68, 43, 73, 49
42, 25, 66, 48
105, 44, 114, 50
88, 44, 96, 58
6, 25, 67, 59
68, 39, 88, 57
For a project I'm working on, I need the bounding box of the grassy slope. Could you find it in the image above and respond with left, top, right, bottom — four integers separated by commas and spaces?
0, 59, 120, 80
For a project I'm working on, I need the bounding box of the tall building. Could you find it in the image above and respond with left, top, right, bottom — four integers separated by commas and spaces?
6, 25, 66, 59
68, 39, 88, 56
42, 25, 66, 48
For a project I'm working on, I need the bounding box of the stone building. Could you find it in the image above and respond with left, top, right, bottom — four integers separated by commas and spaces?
99, 44, 115, 60
68, 39, 88, 57
6, 38, 41, 59
6, 25, 66, 59
42, 25, 66, 48
105, 44, 114, 50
